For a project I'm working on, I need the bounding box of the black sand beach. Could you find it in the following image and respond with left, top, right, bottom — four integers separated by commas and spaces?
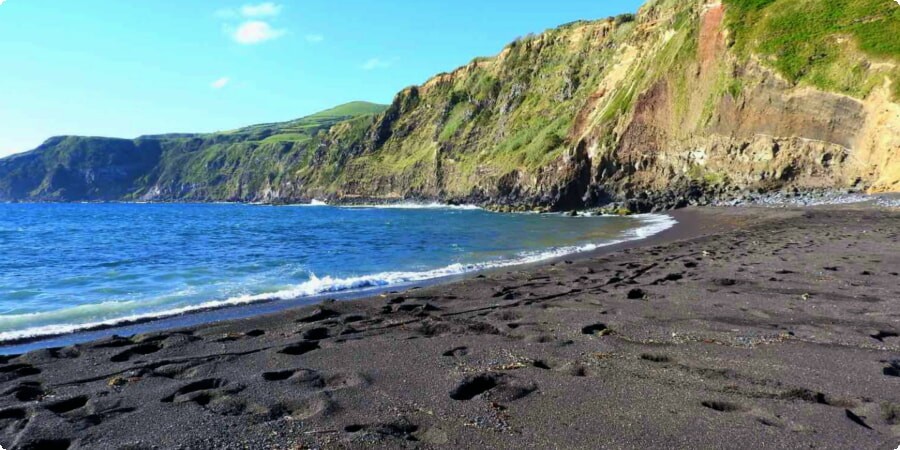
0, 206, 898, 449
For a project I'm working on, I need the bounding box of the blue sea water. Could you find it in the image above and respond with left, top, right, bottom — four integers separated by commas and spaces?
0, 203, 675, 342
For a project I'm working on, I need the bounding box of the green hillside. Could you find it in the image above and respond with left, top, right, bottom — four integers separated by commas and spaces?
0, 102, 387, 202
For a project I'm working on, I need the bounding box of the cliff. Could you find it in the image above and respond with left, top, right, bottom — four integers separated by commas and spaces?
1, 0, 897, 209
0, 102, 388, 202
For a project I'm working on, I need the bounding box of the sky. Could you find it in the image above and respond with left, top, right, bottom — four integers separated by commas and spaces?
0, 0, 644, 157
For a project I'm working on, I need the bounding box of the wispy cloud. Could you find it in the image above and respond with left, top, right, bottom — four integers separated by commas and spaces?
305, 34, 325, 43
241, 2, 282, 17
0, 0, 7, 6
362, 58, 392, 71
216, 2, 282, 19
231, 20, 286, 45
211, 77, 230, 89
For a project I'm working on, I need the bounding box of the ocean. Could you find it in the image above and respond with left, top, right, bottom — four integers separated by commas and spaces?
0, 203, 675, 344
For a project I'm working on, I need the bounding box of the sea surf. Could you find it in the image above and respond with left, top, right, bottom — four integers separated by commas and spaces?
0, 203, 675, 344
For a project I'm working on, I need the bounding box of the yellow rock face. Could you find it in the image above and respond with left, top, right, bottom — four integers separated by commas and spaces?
855, 79, 900, 193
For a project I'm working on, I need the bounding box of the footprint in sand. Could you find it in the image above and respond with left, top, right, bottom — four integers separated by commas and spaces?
5, 381, 44, 402
701, 400, 747, 413
109, 342, 162, 363
449, 373, 536, 402
883, 360, 900, 377
442, 346, 469, 357
640, 353, 672, 363
278, 340, 321, 356
0, 363, 41, 382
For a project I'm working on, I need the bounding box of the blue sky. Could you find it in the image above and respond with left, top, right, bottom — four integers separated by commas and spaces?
0, 0, 643, 157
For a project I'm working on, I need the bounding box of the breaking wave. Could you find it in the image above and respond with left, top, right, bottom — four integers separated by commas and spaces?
0, 213, 675, 342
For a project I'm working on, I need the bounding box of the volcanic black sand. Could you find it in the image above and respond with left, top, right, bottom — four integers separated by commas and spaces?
0, 206, 898, 449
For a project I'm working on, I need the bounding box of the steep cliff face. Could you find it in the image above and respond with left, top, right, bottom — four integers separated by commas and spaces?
0, 137, 163, 201
1, 0, 897, 208
299, 18, 636, 205
295, 0, 898, 209
575, 0, 900, 207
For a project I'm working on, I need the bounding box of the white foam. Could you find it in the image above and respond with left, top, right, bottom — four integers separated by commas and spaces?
344, 202, 482, 210
627, 213, 678, 239
0, 214, 676, 342
287, 199, 329, 206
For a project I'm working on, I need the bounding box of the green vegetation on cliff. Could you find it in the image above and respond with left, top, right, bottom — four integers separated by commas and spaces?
0, 137, 163, 201
0, 102, 387, 202
724, 0, 900, 98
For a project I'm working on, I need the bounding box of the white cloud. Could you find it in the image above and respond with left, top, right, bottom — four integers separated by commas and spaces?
215, 3, 282, 20
0, 0, 7, 6
305, 34, 324, 43
211, 77, 230, 89
362, 58, 391, 71
232, 20, 286, 45
240, 2, 282, 17
216, 3, 285, 45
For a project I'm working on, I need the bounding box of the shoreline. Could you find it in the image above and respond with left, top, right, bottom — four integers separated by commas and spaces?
0, 211, 680, 353
3, 188, 896, 209
0, 205, 897, 448
0, 201, 888, 352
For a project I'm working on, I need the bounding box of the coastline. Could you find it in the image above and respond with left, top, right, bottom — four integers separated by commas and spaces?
1, 204, 898, 449
0, 209, 681, 353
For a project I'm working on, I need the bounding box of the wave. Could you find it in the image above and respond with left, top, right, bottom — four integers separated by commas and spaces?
285, 199, 329, 207
0, 214, 676, 342
272, 201, 476, 209
344, 202, 482, 210
626, 213, 677, 239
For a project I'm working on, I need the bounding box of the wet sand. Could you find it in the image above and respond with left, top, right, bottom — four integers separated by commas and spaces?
0, 206, 898, 449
